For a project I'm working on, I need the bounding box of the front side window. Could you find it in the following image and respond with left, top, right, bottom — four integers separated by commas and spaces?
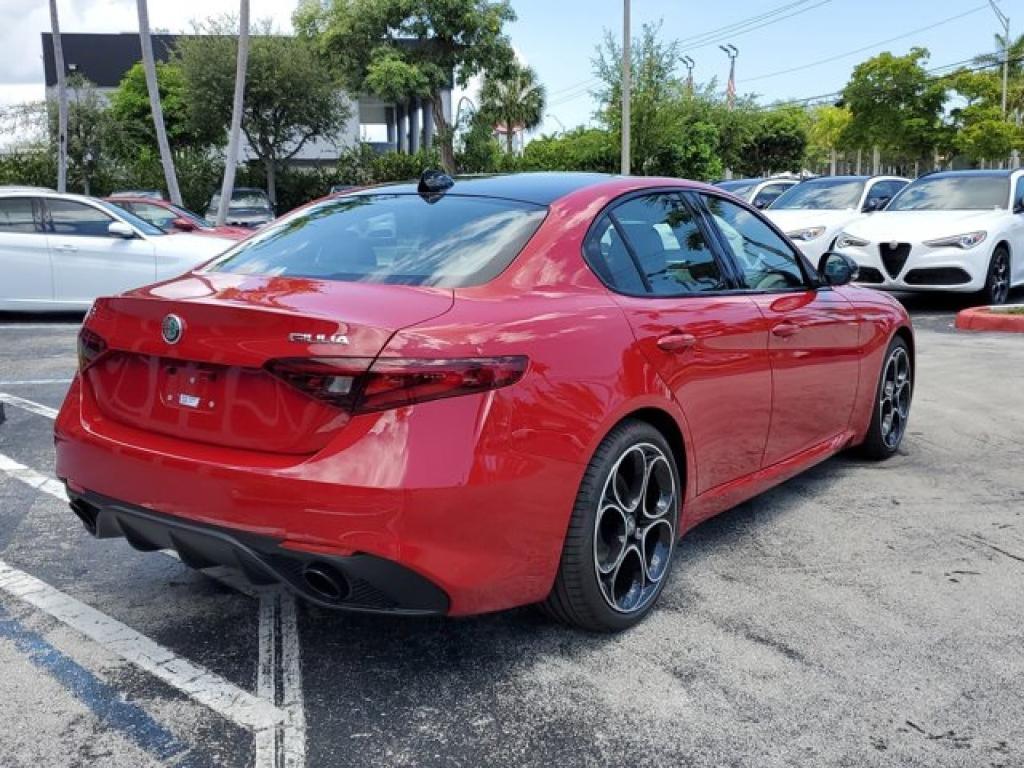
610, 193, 728, 296
888, 175, 1010, 211
0, 198, 38, 233
701, 195, 807, 291
771, 178, 866, 210
210, 194, 547, 288
753, 183, 792, 209
46, 199, 115, 237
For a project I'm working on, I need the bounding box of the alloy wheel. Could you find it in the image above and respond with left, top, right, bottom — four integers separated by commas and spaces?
593, 442, 677, 614
990, 252, 1010, 305
879, 346, 912, 450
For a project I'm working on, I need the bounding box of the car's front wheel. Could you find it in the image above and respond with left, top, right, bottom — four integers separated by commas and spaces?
981, 246, 1011, 305
542, 420, 680, 632
859, 337, 913, 460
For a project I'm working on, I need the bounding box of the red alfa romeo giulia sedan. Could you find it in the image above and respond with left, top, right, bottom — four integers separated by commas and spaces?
55, 172, 914, 631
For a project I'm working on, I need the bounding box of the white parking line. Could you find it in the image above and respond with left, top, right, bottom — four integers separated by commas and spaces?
0, 379, 73, 386
0, 453, 69, 501
0, 558, 285, 731
0, 393, 60, 419
0, 323, 82, 330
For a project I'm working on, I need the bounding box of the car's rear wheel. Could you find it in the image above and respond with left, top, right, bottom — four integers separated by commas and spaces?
981, 246, 1011, 305
859, 337, 913, 460
542, 419, 680, 632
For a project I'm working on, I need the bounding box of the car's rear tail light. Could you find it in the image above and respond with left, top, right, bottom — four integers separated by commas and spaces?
77, 328, 107, 371
266, 356, 528, 413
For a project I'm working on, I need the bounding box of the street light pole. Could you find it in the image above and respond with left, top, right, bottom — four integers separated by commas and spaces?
621, 0, 631, 175
989, 0, 1010, 117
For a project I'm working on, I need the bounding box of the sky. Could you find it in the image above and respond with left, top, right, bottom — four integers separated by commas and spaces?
0, 0, 1012, 138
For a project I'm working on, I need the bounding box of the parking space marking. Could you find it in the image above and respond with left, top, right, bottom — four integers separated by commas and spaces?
0, 378, 74, 387
0, 323, 83, 330
0, 558, 285, 731
0, 451, 69, 501
0, 393, 60, 419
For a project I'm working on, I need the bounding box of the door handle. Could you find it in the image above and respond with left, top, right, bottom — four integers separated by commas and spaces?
656, 333, 697, 352
771, 322, 800, 339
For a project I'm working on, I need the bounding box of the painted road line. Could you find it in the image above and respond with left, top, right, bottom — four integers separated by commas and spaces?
0, 323, 82, 330
0, 379, 74, 387
255, 590, 308, 768
0, 393, 60, 419
280, 593, 306, 768
0, 558, 285, 731
256, 592, 279, 768
0, 452, 69, 501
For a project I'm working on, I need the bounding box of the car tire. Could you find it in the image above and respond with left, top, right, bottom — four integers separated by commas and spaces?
541, 419, 680, 632
981, 246, 1011, 305
859, 336, 913, 461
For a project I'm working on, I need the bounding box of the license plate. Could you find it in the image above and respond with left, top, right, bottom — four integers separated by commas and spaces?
178, 393, 201, 409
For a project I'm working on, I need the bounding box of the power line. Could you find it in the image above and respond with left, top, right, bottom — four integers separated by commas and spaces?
682, 0, 833, 52
744, 4, 989, 83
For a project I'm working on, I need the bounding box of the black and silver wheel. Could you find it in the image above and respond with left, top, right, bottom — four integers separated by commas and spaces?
543, 420, 680, 631
859, 337, 913, 460
982, 246, 1011, 305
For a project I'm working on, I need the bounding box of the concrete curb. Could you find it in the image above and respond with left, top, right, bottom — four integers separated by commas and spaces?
955, 304, 1024, 333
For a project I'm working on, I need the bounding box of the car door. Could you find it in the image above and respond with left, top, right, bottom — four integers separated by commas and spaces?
43, 198, 157, 305
697, 192, 863, 466
0, 197, 53, 309
584, 191, 773, 495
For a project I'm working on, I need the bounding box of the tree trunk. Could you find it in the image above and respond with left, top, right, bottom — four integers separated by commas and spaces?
506, 124, 513, 156
49, 0, 68, 193
265, 156, 277, 212
217, 0, 250, 227
137, 0, 182, 205
855, 148, 862, 175
431, 91, 455, 173
829, 147, 836, 176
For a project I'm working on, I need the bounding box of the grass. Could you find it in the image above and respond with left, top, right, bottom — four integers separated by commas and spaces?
992, 307, 1024, 315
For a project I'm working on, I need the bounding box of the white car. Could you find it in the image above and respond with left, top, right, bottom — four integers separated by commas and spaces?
833, 170, 1024, 305
714, 176, 800, 209
765, 175, 909, 264
0, 191, 236, 312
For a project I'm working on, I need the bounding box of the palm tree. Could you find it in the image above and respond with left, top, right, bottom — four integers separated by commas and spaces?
479, 63, 546, 156
48, 0, 67, 193
217, 1, 250, 227
975, 32, 1024, 78
136, 0, 182, 205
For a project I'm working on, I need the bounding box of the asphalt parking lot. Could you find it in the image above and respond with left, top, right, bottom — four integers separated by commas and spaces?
0, 293, 1022, 768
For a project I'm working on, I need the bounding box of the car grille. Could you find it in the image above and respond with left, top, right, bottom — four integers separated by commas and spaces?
904, 267, 972, 286
855, 266, 885, 284
879, 243, 912, 278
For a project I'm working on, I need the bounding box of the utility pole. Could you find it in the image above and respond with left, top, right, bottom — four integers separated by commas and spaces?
621, 0, 631, 175
720, 44, 738, 110
48, 0, 67, 193
217, 0, 249, 227
989, 0, 1010, 117
682, 56, 695, 94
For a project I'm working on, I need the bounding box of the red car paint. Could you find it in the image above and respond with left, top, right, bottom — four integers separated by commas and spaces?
105, 197, 251, 240
58, 175, 912, 617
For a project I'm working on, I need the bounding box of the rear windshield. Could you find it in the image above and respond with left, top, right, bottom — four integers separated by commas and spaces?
771, 178, 865, 210
887, 175, 1010, 211
208, 193, 547, 287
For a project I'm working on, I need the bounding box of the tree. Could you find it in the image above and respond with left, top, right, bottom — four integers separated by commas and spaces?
299, 0, 516, 173
137, 0, 182, 204
842, 48, 945, 168
735, 106, 808, 177
48, 0, 68, 192
808, 104, 852, 174
479, 62, 546, 155
946, 67, 1021, 164
456, 110, 501, 172
218, 0, 250, 226
60, 76, 111, 195
177, 18, 350, 207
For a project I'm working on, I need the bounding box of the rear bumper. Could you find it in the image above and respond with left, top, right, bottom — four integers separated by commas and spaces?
69, 488, 449, 614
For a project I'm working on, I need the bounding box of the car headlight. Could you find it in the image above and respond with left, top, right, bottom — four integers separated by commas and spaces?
786, 226, 826, 241
835, 232, 870, 249
923, 231, 987, 249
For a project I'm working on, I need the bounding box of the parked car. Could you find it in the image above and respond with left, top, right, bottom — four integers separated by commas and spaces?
834, 169, 1024, 304
55, 172, 913, 631
106, 196, 250, 240
109, 189, 164, 200
205, 188, 275, 229
715, 176, 801, 209
0, 190, 236, 311
764, 175, 910, 262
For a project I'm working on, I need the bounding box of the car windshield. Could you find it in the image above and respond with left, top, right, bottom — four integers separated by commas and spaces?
887, 175, 1010, 211
771, 178, 865, 210
209, 191, 272, 211
94, 200, 165, 236
208, 193, 547, 287
716, 180, 758, 197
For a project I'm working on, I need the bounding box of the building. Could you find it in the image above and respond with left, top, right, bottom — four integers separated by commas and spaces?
40, 32, 451, 166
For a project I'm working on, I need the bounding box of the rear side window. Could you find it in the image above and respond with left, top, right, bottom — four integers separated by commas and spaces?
0, 198, 38, 233
210, 194, 547, 287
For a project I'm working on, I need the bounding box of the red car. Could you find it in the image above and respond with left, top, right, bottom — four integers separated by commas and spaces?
105, 196, 251, 240
57, 172, 913, 631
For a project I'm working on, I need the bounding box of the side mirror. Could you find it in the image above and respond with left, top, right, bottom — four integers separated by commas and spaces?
818, 252, 859, 287
107, 221, 136, 239
170, 217, 196, 232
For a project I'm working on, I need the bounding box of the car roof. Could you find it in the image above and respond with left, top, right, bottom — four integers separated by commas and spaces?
355, 172, 619, 205
917, 169, 1016, 179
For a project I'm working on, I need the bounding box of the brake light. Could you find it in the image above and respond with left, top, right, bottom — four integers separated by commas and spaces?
77, 329, 107, 371
266, 356, 528, 413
